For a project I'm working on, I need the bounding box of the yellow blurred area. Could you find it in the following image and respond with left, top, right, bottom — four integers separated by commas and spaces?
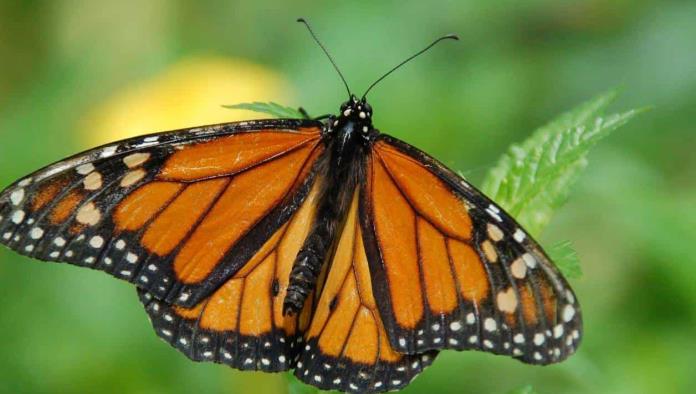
82, 56, 293, 146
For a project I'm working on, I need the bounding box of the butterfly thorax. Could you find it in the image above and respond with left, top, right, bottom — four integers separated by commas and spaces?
282, 97, 373, 315
328, 95, 377, 143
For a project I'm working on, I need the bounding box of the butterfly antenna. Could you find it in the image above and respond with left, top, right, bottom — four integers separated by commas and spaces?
362, 34, 459, 99
297, 17, 352, 97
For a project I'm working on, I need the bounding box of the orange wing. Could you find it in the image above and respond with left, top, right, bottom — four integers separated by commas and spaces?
0, 120, 325, 307
360, 136, 582, 365
138, 180, 324, 371
294, 190, 436, 393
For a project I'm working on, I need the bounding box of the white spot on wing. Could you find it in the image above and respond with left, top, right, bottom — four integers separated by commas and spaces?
534, 333, 545, 345
10, 189, 25, 205
30, 227, 44, 239
83, 172, 103, 190
120, 169, 146, 187
484, 318, 497, 332
511, 257, 527, 279
513, 228, 526, 242
76, 202, 100, 226
486, 204, 502, 222
101, 146, 118, 158
487, 223, 504, 241
466, 313, 476, 324
123, 152, 150, 168
562, 305, 576, 322
11, 210, 25, 224
522, 253, 537, 268
89, 236, 104, 248
76, 163, 95, 175
496, 288, 518, 313
566, 290, 575, 304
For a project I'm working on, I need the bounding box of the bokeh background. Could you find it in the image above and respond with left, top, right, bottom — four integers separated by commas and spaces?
1, 1, 695, 393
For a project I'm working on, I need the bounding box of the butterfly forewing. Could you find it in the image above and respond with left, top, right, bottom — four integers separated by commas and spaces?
361, 135, 582, 365
0, 120, 325, 308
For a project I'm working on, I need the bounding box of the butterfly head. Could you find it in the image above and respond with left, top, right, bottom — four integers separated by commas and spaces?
335, 95, 373, 135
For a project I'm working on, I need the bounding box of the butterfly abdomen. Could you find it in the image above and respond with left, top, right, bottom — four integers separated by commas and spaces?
283, 120, 365, 315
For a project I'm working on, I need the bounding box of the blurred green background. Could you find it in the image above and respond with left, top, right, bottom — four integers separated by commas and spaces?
1, 1, 695, 393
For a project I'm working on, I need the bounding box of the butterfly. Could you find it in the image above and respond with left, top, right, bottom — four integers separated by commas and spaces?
0, 19, 581, 393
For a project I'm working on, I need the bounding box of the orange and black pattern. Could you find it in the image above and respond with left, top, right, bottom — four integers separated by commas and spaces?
0, 120, 324, 308
138, 180, 324, 372
0, 103, 582, 393
295, 191, 436, 392
361, 137, 581, 365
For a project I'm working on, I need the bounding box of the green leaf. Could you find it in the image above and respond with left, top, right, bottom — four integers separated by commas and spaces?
507, 385, 540, 394
481, 90, 642, 237
548, 240, 583, 279
223, 101, 305, 119
480, 90, 643, 280
285, 372, 321, 394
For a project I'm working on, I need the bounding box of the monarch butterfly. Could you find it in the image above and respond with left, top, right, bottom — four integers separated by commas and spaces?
0, 19, 581, 393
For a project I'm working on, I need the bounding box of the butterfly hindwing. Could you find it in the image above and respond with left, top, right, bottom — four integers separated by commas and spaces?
138, 179, 324, 371
361, 135, 582, 365
0, 120, 325, 308
295, 190, 437, 393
